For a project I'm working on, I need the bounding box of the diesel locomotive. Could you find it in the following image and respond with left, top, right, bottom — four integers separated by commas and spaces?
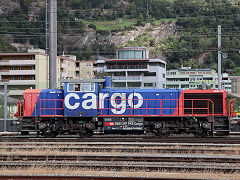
15, 77, 237, 137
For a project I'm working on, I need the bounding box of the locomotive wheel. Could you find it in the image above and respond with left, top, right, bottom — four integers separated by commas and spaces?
194, 128, 209, 138
155, 129, 170, 137
42, 127, 58, 138
79, 129, 93, 138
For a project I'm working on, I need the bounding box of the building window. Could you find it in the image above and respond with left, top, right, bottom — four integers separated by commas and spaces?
128, 72, 141, 76
162, 73, 165, 78
11, 67, 16, 70
30, 66, 35, 70
30, 56, 35, 60
118, 50, 143, 59
159, 62, 165, 68
11, 76, 16, 80
144, 72, 156, 76
19, 67, 23, 70
113, 82, 126, 87
0, 57, 2, 60
19, 76, 23, 80
114, 72, 125, 76
144, 83, 153, 87
30, 76, 35, 80
86, 64, 91, 67
128, 82, 141, 87
68, 83, 95, 92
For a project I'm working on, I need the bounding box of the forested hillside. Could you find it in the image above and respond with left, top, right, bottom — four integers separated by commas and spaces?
0, 0, 239, 70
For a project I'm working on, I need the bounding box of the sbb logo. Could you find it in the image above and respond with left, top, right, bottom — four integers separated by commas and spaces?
65, 92, 143, 114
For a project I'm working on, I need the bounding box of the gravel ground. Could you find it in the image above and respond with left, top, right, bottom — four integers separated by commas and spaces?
0, 167, 240, 179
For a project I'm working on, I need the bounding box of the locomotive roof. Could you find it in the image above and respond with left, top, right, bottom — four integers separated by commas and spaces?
59, 79, 105, 83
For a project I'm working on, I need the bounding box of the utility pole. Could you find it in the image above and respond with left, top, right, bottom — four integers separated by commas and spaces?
45, 0, 48, 54
218, 25, 222, 90
45, 0, 49, 88
4, 82, 7, 132
49, 0, 57, 89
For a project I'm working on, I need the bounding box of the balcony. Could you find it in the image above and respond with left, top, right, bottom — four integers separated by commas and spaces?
0, 60, 35, 66
0, 70, 36, 75
104, 65, 149, 72
7, 80, 36, 85
113, 76, 141, 82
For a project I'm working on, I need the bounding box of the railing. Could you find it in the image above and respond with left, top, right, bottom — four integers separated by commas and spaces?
113, 76, 141, 80
106, 65, 148, 70
99, 98, 215, 117
35, 99, 64, 117
14, 100, 23, 119
228, 99, 236, 119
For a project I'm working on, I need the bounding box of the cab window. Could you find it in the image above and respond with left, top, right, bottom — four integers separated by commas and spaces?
68, 83, 95, 92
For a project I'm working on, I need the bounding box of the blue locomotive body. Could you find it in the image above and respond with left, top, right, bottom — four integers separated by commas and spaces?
19, 78, 232, 137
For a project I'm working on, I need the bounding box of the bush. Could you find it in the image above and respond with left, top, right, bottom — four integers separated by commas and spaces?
89, 23, 97, 30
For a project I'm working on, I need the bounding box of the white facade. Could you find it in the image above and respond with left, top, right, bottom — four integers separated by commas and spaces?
166, 67, 232, 92
97, 47, 166, 89
166, 67, 218, 89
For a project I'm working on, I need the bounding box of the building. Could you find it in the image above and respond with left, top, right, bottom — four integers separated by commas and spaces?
166, 67, 233, 92
96, 47, 166, 89
222, 73, 232, 93
58, 54, 76, 88
0, 49, 76, 97
75, 61, 94, 80
229, 76, 240, 94
166, 67, 218, 89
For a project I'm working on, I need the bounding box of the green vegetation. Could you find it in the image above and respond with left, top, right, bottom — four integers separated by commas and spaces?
0, 0, 239, 66
153, 19, 177, 25
87, 19, 136, 31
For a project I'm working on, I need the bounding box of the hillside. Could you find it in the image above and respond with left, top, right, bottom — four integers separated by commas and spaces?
0, 0, 239, 70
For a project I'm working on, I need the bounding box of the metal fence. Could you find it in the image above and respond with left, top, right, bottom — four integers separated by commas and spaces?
0, 119, 19, 132
0, 82, 20, 132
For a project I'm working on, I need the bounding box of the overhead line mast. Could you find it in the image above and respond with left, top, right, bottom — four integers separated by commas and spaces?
49, 0, 57, 89
218, 25, 222, 90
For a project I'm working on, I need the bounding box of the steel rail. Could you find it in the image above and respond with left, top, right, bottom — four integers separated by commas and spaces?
0, 161, 239, 173
1, 141, 240, 147
0, 153, 239, 163
0, 145, 239, 154
0, 175, 197, 180
1, 136, 240, 144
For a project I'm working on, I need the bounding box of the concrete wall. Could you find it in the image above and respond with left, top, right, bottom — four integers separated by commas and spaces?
79, 61, 94, 79
35, 54, 49, 89
231, 79, 240, 93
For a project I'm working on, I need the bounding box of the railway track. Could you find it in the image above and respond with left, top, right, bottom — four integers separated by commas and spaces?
0, 154, 239, 173
1, 145, 239, 154
1, 136, 240, 177
1, 161, 239, 173
0, 153, 239, 163
1, 135, 240, 144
